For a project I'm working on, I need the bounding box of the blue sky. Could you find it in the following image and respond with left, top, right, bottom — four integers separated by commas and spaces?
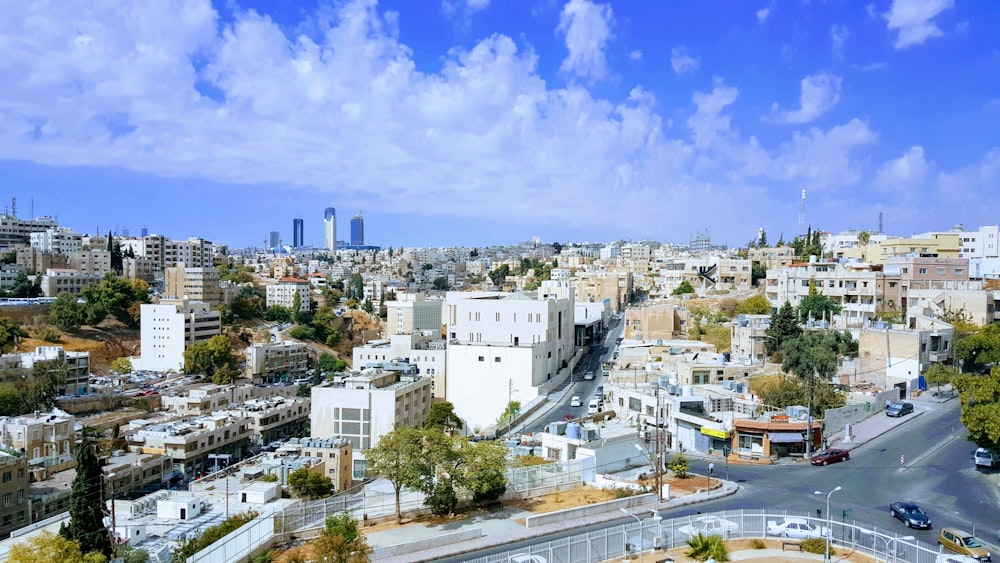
1, 0, 997, 249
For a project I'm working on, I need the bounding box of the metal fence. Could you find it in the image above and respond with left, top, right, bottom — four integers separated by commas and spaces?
186, 514, 274, 563
506, 459, 584, 493
463, 508, 947, 563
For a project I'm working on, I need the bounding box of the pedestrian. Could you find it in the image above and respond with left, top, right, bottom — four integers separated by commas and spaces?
885, 399, 891, 410
708, 462, 715, 475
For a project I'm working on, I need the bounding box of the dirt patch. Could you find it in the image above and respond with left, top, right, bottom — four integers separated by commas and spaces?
612, 538, 876, 562
16, 324, 141, 372
507, 486, 620, 517
361, 511, 472, 534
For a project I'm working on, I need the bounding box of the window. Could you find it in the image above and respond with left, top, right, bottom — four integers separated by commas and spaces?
956, 269, 964, 275
1, 472, 10, 483
494, 357, 501, 363
918, 268, 927, 274
937, 268, 945, 275
478, 356, 485, 362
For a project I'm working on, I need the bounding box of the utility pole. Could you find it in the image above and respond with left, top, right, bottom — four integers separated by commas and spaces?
654, 385, 662, 502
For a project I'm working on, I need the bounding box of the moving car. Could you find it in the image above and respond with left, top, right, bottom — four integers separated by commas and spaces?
570, 396, 582, 407
810, 448, 851, 466
766, 518, 832, 539
886, 402, 914, 417
583, 371, 595, 380
939, 528, 991, 562
890, 501, 932, 529
676, 515, 739, 538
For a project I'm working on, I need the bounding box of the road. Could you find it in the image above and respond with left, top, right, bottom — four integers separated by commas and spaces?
518, 315, 625, 435
445, 397, 1000, 562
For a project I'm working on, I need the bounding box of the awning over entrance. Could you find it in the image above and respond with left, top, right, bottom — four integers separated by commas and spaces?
767, 432, 804, 443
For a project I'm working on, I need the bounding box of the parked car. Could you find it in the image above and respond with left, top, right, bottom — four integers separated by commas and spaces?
974, 447, 999, 469
938, 528, 991, 561
890, 501, 932, 529
570, 396, 582, 407
886, 402, 914, 417
676, 515, 739, 538
810, 448, 851, 466
766, 518, 831, 539
587, 399, 600, 415
583, 371, 595, 380
626, 531, 663, 553
508, 555, 547, 563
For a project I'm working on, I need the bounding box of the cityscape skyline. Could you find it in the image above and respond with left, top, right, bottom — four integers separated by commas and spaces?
0, 1, 997, 248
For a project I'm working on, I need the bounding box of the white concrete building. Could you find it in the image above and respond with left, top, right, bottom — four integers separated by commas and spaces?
138, 300, 222, 372
39, 268, 102, 297
353, 332, 448, 399
29, 227, 82, 253
385, 294, 443, 336
444, 290, 574, 429
266, 277, 310, 311
310, 365, 431, 477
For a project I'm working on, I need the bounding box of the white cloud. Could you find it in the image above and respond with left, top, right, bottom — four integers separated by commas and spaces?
756, 7, 770, 23
884, 0, 954, 50
442, 0, 490, 17
830, 25, 849, 60
670, 46, 700, 75
937, 148, 1000, 203
767, 73, 843, 124
874, 146, 930, 192
556, 0, 614, 81
688, 80, 739, 149
629, 49, 642, 61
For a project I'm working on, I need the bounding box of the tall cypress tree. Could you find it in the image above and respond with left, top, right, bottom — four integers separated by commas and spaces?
60, 435, 112, 558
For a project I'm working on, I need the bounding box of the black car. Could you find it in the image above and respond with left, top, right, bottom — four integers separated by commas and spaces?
890, 501, 932, 529
886, 402, 914, 417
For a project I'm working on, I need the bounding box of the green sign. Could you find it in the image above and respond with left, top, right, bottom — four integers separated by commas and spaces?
842, 508, 852, 518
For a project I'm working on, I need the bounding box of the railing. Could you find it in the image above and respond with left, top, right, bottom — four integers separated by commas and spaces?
462, 508, 948, 563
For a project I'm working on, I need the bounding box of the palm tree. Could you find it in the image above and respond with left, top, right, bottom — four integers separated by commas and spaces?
857, 231, 871, 262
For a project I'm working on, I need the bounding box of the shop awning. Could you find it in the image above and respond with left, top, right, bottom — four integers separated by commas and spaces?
767, 432, 804, 443
701, 427, 730, 439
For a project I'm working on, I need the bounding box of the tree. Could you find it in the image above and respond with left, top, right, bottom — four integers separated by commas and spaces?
411, 430, 466, 516
956, 323, 1000, 373
230, 286, 265, 320
672, 280, 695, 296
953, 367, 1000, 450
263, 305, 292, 323
798, 281, 842, 322
61, 434, 112, 558
79, 274, 150, 327
765, 302, 801, 357
211, 363, 240, 385
925, 363, 958, 393
465, 440, 508, 504
751, 262, 767, 286
49, 293, 86, 332
312, 523, 372, 563
0, 316, 25, 353
685, 532, 730, 562
8, 270, 42, 298
287, 468, 334, 500
735, 294, 771, 315
780, 331, 855, 417
184, 334, 235, 376
25, 359, 69, 412
365, 426, 424, 523
316, 353, 347, 375
9, 530, 107, 563
432, 277, 450, 291
110, 357, 132, 375
488, 264, 510, 287
757, 229, 768, 248
424, 402, 463, 433
667, 453, 690, 478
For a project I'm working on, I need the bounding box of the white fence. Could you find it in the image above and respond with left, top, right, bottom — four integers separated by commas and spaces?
185, 515, 274, 563
464, 508, 949, 563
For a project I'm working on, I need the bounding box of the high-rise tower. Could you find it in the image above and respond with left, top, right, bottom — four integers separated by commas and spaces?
350, 212, 364, 246
324, 207, 336, 251
292, 218, 304, 247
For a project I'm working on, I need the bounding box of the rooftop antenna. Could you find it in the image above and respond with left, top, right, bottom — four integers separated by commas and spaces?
878, 211, 883, 234
10, 197, 15, 219
29, 198, 33, 219
798, 189, 806, 235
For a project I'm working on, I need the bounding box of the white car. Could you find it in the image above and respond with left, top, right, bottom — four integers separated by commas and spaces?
766, 518, 831, 539
509, 555, 547, 563
676, 515, 740, 538
583, 371, 595, 380
570, 396, 582, 407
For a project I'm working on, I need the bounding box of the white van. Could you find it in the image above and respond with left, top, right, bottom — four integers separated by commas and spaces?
587, 400, 600, 415
974, 447, 999, 468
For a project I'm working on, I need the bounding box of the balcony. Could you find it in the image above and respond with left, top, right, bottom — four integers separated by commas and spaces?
928, 351, 949, 362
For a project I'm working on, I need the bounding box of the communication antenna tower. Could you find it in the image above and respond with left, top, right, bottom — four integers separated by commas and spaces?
798, 189, 806, 234
878, 211, 884, 234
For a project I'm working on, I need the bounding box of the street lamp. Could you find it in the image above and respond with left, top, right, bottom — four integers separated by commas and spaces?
106, 472, 117, 555
620, 508, 662, 562
871, 533, 913, 563
814, 486, 842, 563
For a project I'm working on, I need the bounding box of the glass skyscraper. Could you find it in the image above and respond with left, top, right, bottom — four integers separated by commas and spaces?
292, 218, 304, 247
350, 212, 364, 246
324, 207, 336, 251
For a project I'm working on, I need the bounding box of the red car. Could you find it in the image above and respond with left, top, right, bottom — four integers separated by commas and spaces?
810, 449, 850, 466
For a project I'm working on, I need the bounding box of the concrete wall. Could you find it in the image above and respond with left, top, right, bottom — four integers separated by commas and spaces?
523, 493, 657, 528
823, 389, 899, 440
371, 527, 483, 560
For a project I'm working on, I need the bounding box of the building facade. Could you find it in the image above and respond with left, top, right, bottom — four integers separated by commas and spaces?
292, 219, 304, 248
245, 341, 309, 383
324, 208, 336, 251
138, 301, 222, 372
265, 278, 311, 311
350, 213, 364, 246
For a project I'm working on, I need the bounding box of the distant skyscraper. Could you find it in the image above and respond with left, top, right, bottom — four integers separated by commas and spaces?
350, 212, 364, 246
268, 231, 280, 248
141, 226, 148, 238
324, 207, 336, 251
292, 218, 304, 247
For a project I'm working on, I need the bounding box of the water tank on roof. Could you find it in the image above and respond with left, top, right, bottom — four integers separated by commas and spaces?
566, 422, 582, 440
666, 385, 678, 395
722, 381, 734, 391
681, 385, 693, 396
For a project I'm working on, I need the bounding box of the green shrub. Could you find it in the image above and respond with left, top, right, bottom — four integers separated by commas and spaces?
259, 473, 278, 482
749, 538, 766, 549
800, 537, 833, 555
613, 488, 641, 498
685, 532, 729, 561
667, 453, 690, 478
37, 327, 61, 343
171, 511, 259, 563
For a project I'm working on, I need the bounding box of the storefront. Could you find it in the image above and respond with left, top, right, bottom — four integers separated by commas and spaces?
728, 418, 822, 464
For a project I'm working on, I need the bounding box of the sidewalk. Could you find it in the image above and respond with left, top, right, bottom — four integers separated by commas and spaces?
828, 388, 955, 450
368, 480, 739, 563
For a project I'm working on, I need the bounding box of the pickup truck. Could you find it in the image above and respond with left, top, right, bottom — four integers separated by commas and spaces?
676, 516, 739, 538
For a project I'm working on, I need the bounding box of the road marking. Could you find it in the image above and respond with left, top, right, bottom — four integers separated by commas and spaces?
899, 431, 959, 472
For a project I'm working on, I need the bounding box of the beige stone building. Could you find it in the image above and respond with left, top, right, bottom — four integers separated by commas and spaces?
245, 341, 309, 383
0, 410, 75, 472
624, 303, 683, 340
164, 264, 222, 308
0, 451, 30, 536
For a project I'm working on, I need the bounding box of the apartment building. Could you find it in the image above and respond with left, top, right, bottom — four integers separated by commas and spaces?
103, 450, 174, 497
352, 333, 447, 399
573, 270, 632, 313
0, 451, 30, 537
137, 300, 222, 372
39, 268, 103, 297
66, 249, 112, 276
444, 290, 574, 429
856, 316, 954, 394
730, 314, 771, 366
0, 265, 24, 293
618, 243, 651, 273
0, 347, 90, 396
0, 410, 75, 472
747, 246, 796, 271
310, 365, 431, 476
245, 341, 309, 383
14, 246, 68, 274
879, 232, 961, 260
164, 237, 213, 269
907, 288, 1000, 327
218, 396, 310, 447
265, 277, 310, 311
122, 256, 158, 282
624, 303, 683, 340
384, 294, 443, 336
119, 235, 167, 273
290, 437, 352, 493
164, 264, 222, 308
29, 227, 82, 253
0, 215, 58, 246
127, 413, 253, 477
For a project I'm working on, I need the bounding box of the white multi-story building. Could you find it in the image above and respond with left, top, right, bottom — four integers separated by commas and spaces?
385, 294, 443, 336
29, 227, 82, 253
310, 365, 431, 477
618, 243, 651, 273
164, 237, 213, 269
353, 333, 447, 399
39, 268, 103, 297
127, 414, 253, 477
599, 244, 621, 262
137, 300, 222, 372
218, 396, 311, 447
0, 215, 58, 246
266, 277, 310, 311
444, 290, 574, 429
